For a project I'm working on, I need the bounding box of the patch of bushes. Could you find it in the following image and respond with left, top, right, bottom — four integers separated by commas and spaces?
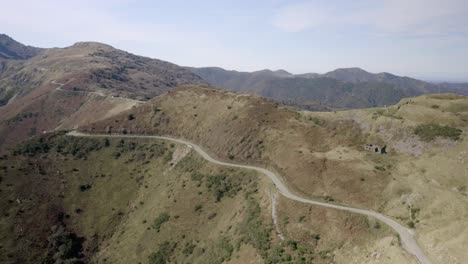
54, 137, 103, 158
116, 139, 136, 152
148, 241, 176, 264
190, 170, 257, 201
414, 124, 462, 141
42, 225, 84, 264
182, 241, 196, 256
265, 245, 291, 264
239, 197, 272, 254
14, 133, 104, 158
206, 174, 243, 202
194, 204, 203, 212
190, 172, 204, 186
214, 237, 234, 262
176, 155, 203, 172
374, 165, 386, 171
14, 137, 50, 156
79, 184, 92, 192
7, 112, 38, 124
308, 116, 325, 126
152, 212, 170, 232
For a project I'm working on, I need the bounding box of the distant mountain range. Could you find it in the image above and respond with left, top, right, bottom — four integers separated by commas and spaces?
0, 33, 467, 149
188, 67, 468, 110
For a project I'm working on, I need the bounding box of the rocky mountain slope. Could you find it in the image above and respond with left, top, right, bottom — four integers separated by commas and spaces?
1, 34, 467, 263
189, 67, 468, 110
0, 35, 206, 151
1, 131, 412, 264
0, 34, 43, 60
80, 86, 468, 263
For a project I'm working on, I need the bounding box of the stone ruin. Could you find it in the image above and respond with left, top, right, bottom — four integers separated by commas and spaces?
364, 144, 387, 154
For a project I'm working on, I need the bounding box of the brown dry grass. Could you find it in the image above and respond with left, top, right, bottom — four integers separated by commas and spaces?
80, 86, 468, 263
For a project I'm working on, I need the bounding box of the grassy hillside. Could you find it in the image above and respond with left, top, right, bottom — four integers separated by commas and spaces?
80, 86, 468, 263
0, 37, 206, 151
0, 132, 410, 264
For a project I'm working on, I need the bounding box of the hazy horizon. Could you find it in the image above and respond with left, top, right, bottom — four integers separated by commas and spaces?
2, 0, 468, 82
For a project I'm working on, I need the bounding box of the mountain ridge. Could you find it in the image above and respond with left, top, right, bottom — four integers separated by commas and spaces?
0, 34, 43, 60
189, 66, 467, 110
0, 35, 207, 150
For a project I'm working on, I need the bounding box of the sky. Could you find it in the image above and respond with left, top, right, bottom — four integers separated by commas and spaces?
1, 0, 467, 82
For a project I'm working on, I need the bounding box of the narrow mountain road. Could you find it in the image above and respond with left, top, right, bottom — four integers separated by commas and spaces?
52, 80, 143, 103
68, 131, 432, 264
52, 80, 105, 97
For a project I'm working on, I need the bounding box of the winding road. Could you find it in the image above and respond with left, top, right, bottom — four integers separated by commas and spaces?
68, 131, 432, 264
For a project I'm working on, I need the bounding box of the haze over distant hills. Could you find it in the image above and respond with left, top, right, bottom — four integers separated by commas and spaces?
0, 33, 466, 148
189, 67, 468, 110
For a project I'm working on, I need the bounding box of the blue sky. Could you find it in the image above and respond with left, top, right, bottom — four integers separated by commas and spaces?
1, 0, 467, 81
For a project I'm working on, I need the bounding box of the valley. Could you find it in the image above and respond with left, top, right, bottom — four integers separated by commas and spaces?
0, 132, 411, 264
79, 86, 468, 264
0, 33, 467, 264
68, 131, 431, 264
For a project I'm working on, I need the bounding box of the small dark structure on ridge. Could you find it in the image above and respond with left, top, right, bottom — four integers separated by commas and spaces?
364, 144, 387, 154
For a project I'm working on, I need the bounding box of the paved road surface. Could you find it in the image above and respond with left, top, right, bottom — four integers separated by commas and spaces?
68, 131, 432, 264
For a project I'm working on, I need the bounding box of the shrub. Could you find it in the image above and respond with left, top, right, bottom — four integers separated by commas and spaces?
207, 213, 217, 219
206, 174, 243, 202
374, 165, 386, 171
308, 116, 325, 126
14, 137, 50, 156
152, 212, 170, 232
53, 136, 103, 158
240, 197, 271, 254
79, 184, 92, 192
287, 240, 298, 250
414, 124, 462, 141
190, 172, 204, 184
43, 225, 84, 263
148, 241, 176, 264
216, 237, 234, 261
182, 241, 196, 256
194, 204, 203, 212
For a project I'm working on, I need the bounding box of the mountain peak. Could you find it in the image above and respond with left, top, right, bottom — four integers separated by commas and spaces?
0, 33, 42, 60
273, 69, 293, 76
251, 69, 292, 77
328, 67, 370, 74
0, 33, 14, 42
70, 41, 115, 51
324, 67, 376, 83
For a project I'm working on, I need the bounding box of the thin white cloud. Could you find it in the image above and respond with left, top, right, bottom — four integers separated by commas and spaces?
272, 2, 333, 32
0, 0, 176, 44
273, 0, 468, 37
